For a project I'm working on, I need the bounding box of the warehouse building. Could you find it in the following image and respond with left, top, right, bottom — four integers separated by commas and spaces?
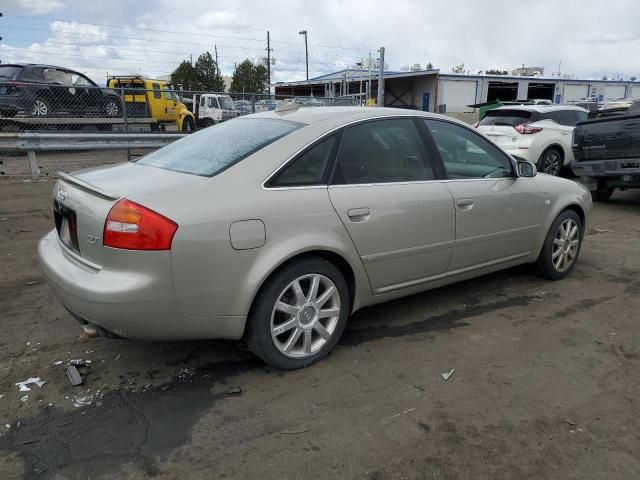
273, 69, 640, 115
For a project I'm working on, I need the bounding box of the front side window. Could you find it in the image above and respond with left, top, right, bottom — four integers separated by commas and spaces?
162, 86, 173, 100
332, 118, 434, 185
137, 118, 303, 176
218, 97, 235, 110
425, 119, 514, 179
269, 134, 337, 187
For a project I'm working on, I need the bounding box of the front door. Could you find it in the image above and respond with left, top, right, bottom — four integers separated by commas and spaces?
422, 93, 431, 112
328, 117, 455, 293
424, 118, 547, 273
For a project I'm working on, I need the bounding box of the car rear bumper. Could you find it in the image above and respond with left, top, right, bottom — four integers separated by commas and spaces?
571, 159, 640, 190
37, 229, 245, 340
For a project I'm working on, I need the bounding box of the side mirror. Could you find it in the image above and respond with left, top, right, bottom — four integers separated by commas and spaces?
517, 161, 537, 178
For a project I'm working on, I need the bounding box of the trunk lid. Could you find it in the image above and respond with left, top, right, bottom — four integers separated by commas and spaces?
52, 162, 205, 266
478, 108, 536, 147
477, 125, 524, 147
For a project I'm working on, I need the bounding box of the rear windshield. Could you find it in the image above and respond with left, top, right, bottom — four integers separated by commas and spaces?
0, 66, 24, 80
479, 109, 533, 127
137, 118, 303, 176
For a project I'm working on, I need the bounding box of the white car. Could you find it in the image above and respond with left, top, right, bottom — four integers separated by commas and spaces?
476, 105, 589, 175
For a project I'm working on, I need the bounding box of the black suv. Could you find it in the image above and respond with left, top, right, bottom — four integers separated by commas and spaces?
0, 64, 122, 118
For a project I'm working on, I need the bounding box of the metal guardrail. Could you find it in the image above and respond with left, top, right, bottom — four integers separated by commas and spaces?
0, 132, 185, 181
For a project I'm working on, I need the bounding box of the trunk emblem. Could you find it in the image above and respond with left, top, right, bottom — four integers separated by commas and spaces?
57, 186, 68, 202
85, 234, 98, 245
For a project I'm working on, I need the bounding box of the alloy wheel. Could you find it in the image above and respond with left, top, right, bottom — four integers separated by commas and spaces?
540, 151, 561, 175
552, 218, 580, 272
31, 99, 48, 116
105, 100, 120, 117
270, 273, 341, 358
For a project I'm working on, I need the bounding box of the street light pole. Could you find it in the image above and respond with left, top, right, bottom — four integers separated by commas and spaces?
299, 30, 309, 81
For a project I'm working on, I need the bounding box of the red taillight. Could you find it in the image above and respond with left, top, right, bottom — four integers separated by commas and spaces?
103, 199, 177, 250
515, 123, 543, 135
472, 121, 480, 128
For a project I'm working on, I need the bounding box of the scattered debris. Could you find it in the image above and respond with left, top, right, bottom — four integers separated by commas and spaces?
5, 424, 10, 429
8, 228, 30, 233
0, 218, 7, 221
53, 360, 63, 365
0, 394, 4, 399
26, 281, 40, 286
588, 228, 610, 235
71, 390, 103, 408
441, 369, 455, 381
15, 377, 47, 392
69, 359, 91, 367
563, 418, 577, 426
413, 385, 425, 392
20, 438, 41, 445
114, 354, 121, 361
227, 386, 242, 395
279, 428, 310, 435
66, 366, 83, 386
26, 342, 31, 347
21, 395, 29, 402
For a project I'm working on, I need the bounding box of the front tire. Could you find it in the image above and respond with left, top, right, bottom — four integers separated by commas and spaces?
592, 180, 614, 202
104, 98, 121, 117
181, 117, 195, 133
538, 148, 563, 176
245, 257, 350, 370
30, 97, 52, 117
536, 210, 583, 280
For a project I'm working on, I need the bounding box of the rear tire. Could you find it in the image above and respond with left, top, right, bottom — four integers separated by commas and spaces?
537, 148, 563, 176
30, 97, 52, 117
536, 210, 583, 280
245, 257, 350, 370
592, 181, 614, 202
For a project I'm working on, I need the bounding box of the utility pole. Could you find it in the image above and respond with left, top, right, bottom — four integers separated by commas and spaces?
368, 51, 372, 101
299, 30, 309, 81
214, 44, 218, 69
266, 31, 271, 92
190, 53, 193, 66
377, 47, 385, 107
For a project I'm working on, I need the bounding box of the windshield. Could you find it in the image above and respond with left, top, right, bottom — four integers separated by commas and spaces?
137, 118, 303, 176
479, 109, 534, 127
219, 97, 235, 110
0, 66, 23, 79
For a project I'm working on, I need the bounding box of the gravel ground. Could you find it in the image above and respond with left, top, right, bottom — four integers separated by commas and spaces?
0, 176, 638, 480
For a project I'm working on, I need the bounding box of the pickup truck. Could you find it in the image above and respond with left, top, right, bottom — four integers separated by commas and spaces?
571, 100, 640, 201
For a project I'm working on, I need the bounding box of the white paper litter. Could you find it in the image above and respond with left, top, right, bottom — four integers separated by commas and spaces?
53, 360, 63, 365
441, 368, 455, 381
15, 377, 47, 392
21, 395, 29, 402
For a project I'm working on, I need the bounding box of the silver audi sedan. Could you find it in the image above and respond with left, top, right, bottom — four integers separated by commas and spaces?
38, 106, 592, 369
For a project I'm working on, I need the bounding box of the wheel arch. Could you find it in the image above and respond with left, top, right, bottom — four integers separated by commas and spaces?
246, 248, 359, 328
538, 143, 566, 165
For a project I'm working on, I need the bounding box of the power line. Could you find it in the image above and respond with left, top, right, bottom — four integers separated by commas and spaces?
2, 14, 373, 52
3, 26, 364, 60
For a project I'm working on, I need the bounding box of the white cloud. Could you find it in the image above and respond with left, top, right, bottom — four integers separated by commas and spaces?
3, 0, 65, 14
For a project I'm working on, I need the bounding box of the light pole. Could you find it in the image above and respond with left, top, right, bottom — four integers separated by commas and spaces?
299, 30, 309, 82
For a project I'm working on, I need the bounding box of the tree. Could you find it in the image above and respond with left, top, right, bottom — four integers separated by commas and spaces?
631, 76, 637, 81
194, 52, 225, 92
171, 61, 198, 90
426, 62, 434, 70
230, 59, 268, 94
485, 68, 508, 75
452, 63, 465, 73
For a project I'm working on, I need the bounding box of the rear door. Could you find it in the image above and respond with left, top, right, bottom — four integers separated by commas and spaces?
328, 117, 455, 293
425, 118, 547, 273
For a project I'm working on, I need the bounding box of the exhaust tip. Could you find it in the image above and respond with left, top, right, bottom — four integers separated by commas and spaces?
80, 323, 122, 339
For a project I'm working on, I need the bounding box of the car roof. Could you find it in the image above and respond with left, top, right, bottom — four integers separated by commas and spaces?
248, 106, 442, 125
493, 104, 588, 113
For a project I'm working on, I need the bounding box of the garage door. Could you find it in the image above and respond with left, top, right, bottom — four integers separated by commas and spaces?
604, 84, 627, 100
563, 84, 589, 102
440, 80, 477, 113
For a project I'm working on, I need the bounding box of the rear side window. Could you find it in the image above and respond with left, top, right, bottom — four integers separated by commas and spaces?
152, 83, 161, 99
479, 109, 533, 127
332, 118, 434, 184
137, 118, 303, 176
269, 134, 338, 187
0, 66, 24, 79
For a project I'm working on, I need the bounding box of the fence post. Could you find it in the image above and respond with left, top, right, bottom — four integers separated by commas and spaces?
27, 150, 39, 182
120, 88, 131, 161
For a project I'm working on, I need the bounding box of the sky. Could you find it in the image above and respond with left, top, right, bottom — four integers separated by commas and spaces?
1, 0, 639, 86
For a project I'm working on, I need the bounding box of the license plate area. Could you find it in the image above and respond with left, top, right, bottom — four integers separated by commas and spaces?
53, 200, 80, 254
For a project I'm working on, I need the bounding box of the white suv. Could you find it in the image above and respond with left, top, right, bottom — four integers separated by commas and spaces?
476, 105, 589, 175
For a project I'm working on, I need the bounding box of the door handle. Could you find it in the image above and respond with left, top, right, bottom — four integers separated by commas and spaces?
456, 198, 474, 210
347, 208, 370, 221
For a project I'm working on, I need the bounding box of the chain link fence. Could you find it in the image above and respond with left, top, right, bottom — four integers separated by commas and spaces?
0, 78, 359, 178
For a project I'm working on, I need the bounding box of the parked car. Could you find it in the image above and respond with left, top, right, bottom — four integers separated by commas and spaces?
255, 99, 278, 112
571, 100, 640, 201
0, 63, 122, 118
107, 76, 196, 132
476, 105, 589, 175
38, 107, 592, 370
234, 99, 253, 115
